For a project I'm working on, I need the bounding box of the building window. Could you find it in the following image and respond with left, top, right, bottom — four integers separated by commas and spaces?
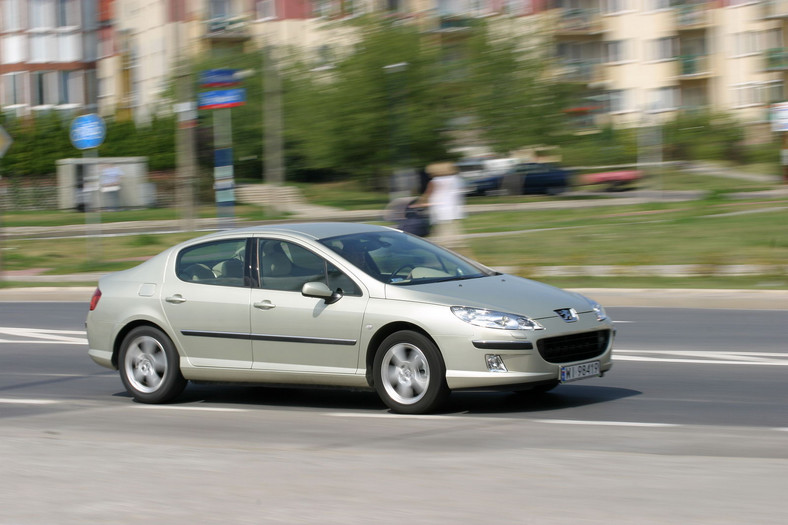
1, 34, 27, 64
648, 0, 670, 10
731, 31, 757, 57
2, 0, 22, 31
602, 0, 627, 15
57, 70, 82, 105
650, 37, 677, 61
209, 0, 231, 19
761, 28, 783, 52
1, 71, 26, 106
605, 40, 627, 63
607, 89, 628, 113
256, 0, 276, 19
57, 31, 81, 61
314, 0, 337, 18
30, 33, 55, 62
31, 71, 45, 105
649, 86, 678, 112
734, 81, 785, 108
56, 0, 79, 27
764, 81, 784, 105
30, 0, 55, 29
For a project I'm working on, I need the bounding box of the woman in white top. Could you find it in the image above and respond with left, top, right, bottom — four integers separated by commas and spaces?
416, 162, 466, 250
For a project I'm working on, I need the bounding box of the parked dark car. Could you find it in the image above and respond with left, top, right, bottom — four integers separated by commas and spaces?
502, 163, 570, 195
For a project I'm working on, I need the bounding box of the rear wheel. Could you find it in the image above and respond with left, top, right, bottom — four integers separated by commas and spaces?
373, 331, 448, 414
119, 326, 186, 403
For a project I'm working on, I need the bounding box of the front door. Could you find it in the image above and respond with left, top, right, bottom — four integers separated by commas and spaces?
250, 239, 367, 374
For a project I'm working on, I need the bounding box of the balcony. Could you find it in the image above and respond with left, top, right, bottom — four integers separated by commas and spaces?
203, 16, 251, 40
762, 0, 788, 19
555, 60, 605, 84
555, 9, 604, 38
677, 55, 711, 79
765, 48, 788, 71
675, 4, 711, 31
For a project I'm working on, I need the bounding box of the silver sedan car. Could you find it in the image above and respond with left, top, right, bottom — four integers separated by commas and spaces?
86, 222, 614, 414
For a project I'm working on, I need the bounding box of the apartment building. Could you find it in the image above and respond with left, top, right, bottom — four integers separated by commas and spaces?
0, 0, 100, 118
553, 0, 786, 134
3, 0, 788, 134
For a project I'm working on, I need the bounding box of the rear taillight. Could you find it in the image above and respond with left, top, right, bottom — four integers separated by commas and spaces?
89, 288, 102, 311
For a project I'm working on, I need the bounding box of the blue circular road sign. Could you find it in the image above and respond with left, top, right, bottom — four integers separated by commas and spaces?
70, 113, 106, 150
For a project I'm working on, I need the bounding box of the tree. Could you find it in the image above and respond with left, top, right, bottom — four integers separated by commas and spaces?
456, 17, 565, 154
284, 15, 451, 187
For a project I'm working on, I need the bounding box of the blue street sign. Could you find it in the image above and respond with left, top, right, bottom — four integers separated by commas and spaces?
200, 69, 240, 87
70, 113, 106, 150
198, 88, 246, 110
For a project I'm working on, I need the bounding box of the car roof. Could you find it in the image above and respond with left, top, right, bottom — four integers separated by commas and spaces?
211, 222, 395, 241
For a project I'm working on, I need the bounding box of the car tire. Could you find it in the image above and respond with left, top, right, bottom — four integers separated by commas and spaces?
119, 326, 186, 404
373, 331, 449, 414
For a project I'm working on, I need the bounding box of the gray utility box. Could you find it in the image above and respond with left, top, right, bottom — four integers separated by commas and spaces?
57, 157, 153, 211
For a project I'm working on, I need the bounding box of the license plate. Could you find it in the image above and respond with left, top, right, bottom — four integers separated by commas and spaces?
560, 361, 600, 383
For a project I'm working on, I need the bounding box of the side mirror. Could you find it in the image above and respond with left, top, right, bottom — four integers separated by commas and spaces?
301, 281, 342, 305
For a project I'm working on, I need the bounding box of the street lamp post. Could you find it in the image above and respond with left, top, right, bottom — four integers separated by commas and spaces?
384, 62, 412, 198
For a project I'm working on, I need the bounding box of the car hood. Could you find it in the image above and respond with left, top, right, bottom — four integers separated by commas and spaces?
384, 274, 593, 320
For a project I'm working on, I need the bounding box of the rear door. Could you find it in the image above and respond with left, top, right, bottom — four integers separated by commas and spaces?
160, 237, 253, 368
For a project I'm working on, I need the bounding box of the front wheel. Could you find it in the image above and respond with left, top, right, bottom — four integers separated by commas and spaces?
119, 326, 186, 403
373, 331, 448, 414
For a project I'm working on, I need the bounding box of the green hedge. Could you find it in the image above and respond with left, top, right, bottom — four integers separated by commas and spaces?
0, 113, 177, 177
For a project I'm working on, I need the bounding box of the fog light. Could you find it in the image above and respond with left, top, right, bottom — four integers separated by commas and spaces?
485, 354, 508, 373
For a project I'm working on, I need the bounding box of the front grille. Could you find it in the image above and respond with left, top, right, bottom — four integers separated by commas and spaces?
537, 330, 611, 364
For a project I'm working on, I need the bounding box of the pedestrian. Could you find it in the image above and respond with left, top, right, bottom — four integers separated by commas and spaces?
416, 161, 467, 251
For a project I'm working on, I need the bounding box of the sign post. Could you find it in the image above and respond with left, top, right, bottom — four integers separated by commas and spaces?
199, 69, 246, 228
70, 113, 106, 261
0, 124, 13, 282
770, 102, 788, 184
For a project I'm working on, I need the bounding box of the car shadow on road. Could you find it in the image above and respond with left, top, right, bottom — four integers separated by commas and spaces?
139, 382, 641, 416
445, 384, 642, 415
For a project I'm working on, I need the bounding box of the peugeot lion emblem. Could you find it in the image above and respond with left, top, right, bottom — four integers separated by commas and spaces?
555, 308, 578, 322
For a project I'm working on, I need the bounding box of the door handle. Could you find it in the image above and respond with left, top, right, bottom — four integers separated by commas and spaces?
253, 300, 276, 310
165, 294, 186, 304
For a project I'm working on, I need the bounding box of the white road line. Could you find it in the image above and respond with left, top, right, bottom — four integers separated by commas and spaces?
0, 398, 61, 405
130, 405, 248, 413
326, 412, 467, 420
0, 327, 87, 345
614, 356, 788, 366
532, 419, 678, 428
614, 349, 788, 366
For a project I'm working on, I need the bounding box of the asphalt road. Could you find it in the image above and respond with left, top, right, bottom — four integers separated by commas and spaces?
0, 303, 786, 524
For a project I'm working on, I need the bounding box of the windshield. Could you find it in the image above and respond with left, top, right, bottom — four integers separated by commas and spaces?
319, 230, 495, 285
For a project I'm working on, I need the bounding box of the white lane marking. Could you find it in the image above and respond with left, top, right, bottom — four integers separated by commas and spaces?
532, 419, 678, 428
0, 398, 61, 405
326, 413, 681, 427
130, 405, 248, 413
326, 412, 466, 420
614, 349, 788, 366
0, 327, 87, 345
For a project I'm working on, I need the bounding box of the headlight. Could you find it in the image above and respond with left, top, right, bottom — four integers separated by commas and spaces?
592, 302, 608, 322
451, 306, 544, 331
